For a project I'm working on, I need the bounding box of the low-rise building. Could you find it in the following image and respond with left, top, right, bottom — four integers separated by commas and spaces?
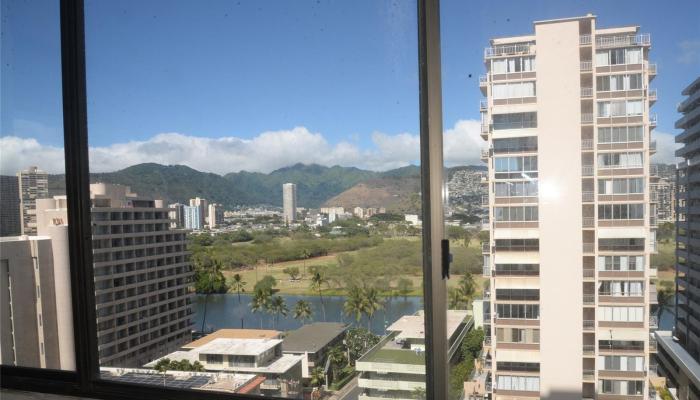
356, 310, 472, 400
282, 322, 348, 378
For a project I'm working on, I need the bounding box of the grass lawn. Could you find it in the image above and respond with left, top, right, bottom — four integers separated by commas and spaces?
365, 349, 425, 365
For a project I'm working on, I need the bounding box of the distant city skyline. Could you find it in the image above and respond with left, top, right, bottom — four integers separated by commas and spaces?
3, 0, 697, 175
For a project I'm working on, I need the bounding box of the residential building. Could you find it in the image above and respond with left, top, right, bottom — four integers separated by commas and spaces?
207, 203, 224, 228
656, 75, 700, 400
356, 310, 472, 400
480, 15, 656, 399
281, 322, 348, 378
282, 183, 297, 224
36, 184, 194, 368
0, 175, 21, 237
149, 329, 303, 398
17, 166, 49, 235
651, 178, 676, 222
183, 205, 202, 230
0, 235, 75, 370
189, 197, 208, 227
168, 203, 186, 229
320, 206, 344, 215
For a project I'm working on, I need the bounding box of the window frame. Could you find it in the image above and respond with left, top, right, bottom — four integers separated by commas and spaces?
0, 0, 451, 399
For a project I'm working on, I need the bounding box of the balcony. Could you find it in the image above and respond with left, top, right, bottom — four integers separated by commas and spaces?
582, 369, 595, 381
482, 242, 490, 254
595, 33, 650, 48
481, 218, 490, 231
481, 123, 490, 134
583, 242, 594, 253
581, 139, 593, 151
582, 165, 594, 176
481, 195, 489, 206
579, 34, 592, 45
647, 62, 657, 77
648, 88, 657, 104
583, 344, 595, 355
649, 113, 657, 127
650, 165, 658, 177
581, 87, 593, 98
583, 294, 595, 305
650, 215, 658, 227
583, 217, 594, 228
583, 268, 595, 279
484, 43, 533, 58
480, 99, 488, 110
481, 149, 490, 161
583, 320, 595, 330
649, 315, 658, 329
482, 264, 490, 277
581, 113, 594, 124
582, 191, 594, 202
580, 60, 593, 71
649, 140, 657, 154
479, 75, 488, 86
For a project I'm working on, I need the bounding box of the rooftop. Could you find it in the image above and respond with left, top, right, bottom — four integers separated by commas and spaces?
100, 367, 257, 393
197, 338, 282, 356
388, 310, 469, 340
655, 331, 700, 388
184, 329, 281, 349
282, 322, 348, 354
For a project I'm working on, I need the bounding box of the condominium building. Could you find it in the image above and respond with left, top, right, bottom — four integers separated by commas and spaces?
183, 205, 202, 230
189, 197, 208, 227
651, 178, 676, 223
355, 310, 471, 400
0, 175, 21, 237
207, 203, 223, 228
479, 15, 656, 399
657, 75, 700, 400
168, 203, 186, 229
36, 184, 195, 367
282, 183, 297, 224
17, 166, 49, 235
0, 235, 75, 370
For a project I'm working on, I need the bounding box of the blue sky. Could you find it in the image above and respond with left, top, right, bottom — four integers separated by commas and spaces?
1, 0, 698, 174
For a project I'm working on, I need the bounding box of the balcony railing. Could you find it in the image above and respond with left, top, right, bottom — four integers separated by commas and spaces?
649, 113, 658, 125
479, 75, 489, 85
583, 217, 594, 227
581, 87, 593, 98
480, 99, 488, 110
484, 43, 532, 57
582, 191, 594, 202
580, 60, 593, 71
647, 63, 657, 75
582, 165, 594, 176
582, 369, 595, 380
649, 338, 658, 352
649, 315, 658, 328
481, 123, 490, 134
481, 195, 489, 206
583, 269, 595, 279
650, 165, 659, 176
581, 113, 593, 124
581, 139, 593, 150
484, 337, 492, 346
650, 215, 658, 227
649, 140, 657, 152
583, 243, 594, 253
481, 149, 490, 160
482, 242, 490, 254
583, 294, 595, 305
583, 320, 595, 330
583, 344, 595, 355
648, 88, 657, 100
579, 35, 592, 45
595, 33, 650, 48
482, 265, 490, 277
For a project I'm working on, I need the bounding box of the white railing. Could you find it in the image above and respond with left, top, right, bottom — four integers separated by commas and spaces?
650, 165, 658, 176
479, 75, 489, 85
580, 60, 593, 71
649, 315, 658, 328
582, 191, 594, 202
481, 149, 490, 159
583, 243, 595, 253
481, 123, 490, 134
647, 63, 657, 75
583, 344, 595, 354
480, 99, 488, 110
581, 87, 593, 98
649, 113, 658, 125
583, 294, 595, 304
583, 217, 594, 227
581, 139, 593, 150
649, 140, 657, 151
581, 113, 594, 123
582, 369, 595, 380
596, 33, 650, 48
648, 88, 657, 99
481, 195, 489, 206
579, 35, 592, 45
484, 43, 532, 57
582, 165, 594, 176
482, 265, 490, 277
482, 242, 490, 253
583, 320, 595, 329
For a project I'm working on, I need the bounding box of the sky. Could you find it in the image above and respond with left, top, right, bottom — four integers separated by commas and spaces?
1, 0, 698, 175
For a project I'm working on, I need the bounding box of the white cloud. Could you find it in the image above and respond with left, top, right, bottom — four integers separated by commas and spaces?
651, 130, 682, 165
677, 39, 700, 65
0, 120, 485, 175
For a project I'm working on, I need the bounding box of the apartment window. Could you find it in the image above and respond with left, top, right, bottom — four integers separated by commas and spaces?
494, 206, 538, 222
492, 136, 538, 153
496, 304, 539, 319
597, 306, 644, 322
497, 362, 540, 372
599, 380, 644, 395
491, 56, 536, 73
495, 289, 539, 301
598, 281, 644, 296
598, 238, 645, 251
205, 354, 223, 365
598, 178, 644, 194
494, 239, 539, 252
596, 74, 643, 91
598, 126, 644, 143
496, 375, 540, 392
492, 81, 536, 99
598, 255, 644, 271
495, 328, 540, 344
595, 47, 643, 66
597, 204, 644, 220
598, 355, 644, 372
494, 156, 538, 179
597, 100, 643, 117
494, 264, 539, 276
599, 340, 645, 351
494, 180, 538, 197
492, 112, 538, 130
597, 152, 643, 168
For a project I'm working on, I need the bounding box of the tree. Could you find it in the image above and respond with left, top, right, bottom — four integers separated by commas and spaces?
345, 328, 380, 364
250, 288, 271, 328
326, 345, 347, 382
268, 295, 288, 329
196, 259, 228, 332
310, 271, 329, 321
461, 327, 485, 359
293, 300, 313, 325
361, 287, 384, 331
343, 286, 365, 323
302, 248, 310, 277
283, 266, 301, 281
254, 275, 277, 293
228, 273, 247, 303
310, 366, 325, 388
412, 387, 426, 400
397, 278, 414, 300
449, 272, 476, 310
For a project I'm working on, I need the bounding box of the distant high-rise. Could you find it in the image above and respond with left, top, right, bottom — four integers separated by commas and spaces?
183, 205, 202, 230
282, 183, 297, 224
207, 203, 223, 228
168, 203, 186, 229
0, 175, 21, 236
17, 166, 49, 235
189, 197, 208, 227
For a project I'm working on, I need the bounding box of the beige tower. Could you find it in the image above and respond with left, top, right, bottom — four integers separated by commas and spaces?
480, 15, 656, 399
283, 183, 297, 224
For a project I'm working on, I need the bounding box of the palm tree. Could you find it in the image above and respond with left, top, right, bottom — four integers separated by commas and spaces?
302, 248, 310, 277
451, 272, 476, 310
361, 287, 384, 331
293, 300, 313, 325
198, 259, 226, 332
343, 286, 365, 324
229, 273, 247, 303
309, 366, 325, 388
310, 271, 328, 321
250, 288, 271, 329
326, 345, 346, 383
269, 295, 288, 329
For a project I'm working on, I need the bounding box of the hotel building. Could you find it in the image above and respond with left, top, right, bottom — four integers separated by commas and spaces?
479, 15, 657, 399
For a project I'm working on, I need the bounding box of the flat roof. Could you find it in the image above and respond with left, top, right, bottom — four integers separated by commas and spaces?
100, 367, 257, 393
184, 329, 281, 349
388, 310, 469, 340
655, 331, 700, 388
282, 323, 348, 354
197, 338, 282, 356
